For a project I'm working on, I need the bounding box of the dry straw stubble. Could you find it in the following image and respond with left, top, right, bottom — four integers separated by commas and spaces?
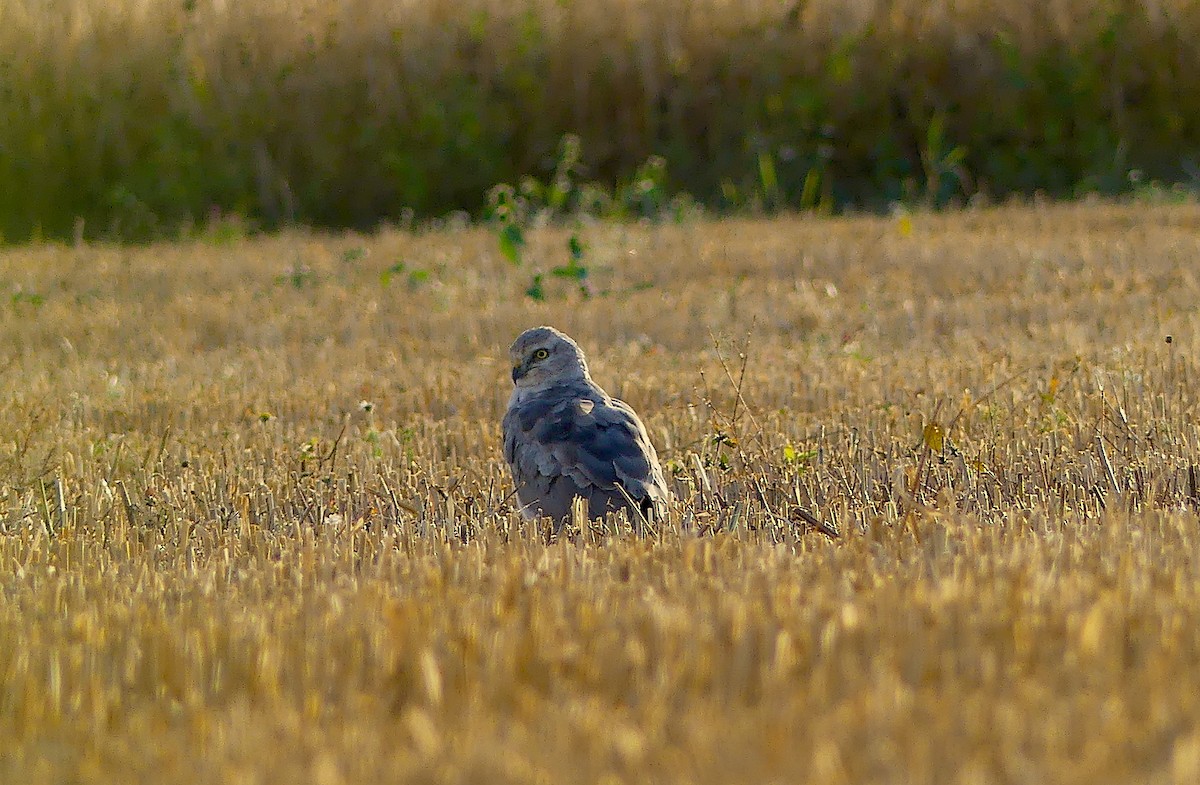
2, 203, 1200, 782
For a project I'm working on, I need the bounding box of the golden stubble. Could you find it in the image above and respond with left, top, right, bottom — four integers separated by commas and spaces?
2, 202, 1200, 783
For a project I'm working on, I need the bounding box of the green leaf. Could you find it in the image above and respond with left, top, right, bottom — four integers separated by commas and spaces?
925, 114, 946, 159
757, 151, 779, 206
498, 222, 525, 266
551, 261, 587, 281
525, 274, 545, 301
11, 292, 45, 307
783, 445, 818, 466
943, 145, 968, 168
800, 167, 821, 210
380, 262, 406, 287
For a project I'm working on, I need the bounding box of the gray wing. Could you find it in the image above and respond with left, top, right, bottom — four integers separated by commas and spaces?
503, 384, 668, 520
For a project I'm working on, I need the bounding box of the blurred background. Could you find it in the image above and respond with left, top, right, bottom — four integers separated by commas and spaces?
3, 0, 1197, 242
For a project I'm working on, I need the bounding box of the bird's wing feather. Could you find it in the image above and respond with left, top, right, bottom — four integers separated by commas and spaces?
504, 383, 667, 504
503, 405, 554, 497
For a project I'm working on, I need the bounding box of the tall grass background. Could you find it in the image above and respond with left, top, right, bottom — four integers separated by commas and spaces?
3, 0, 1200, 241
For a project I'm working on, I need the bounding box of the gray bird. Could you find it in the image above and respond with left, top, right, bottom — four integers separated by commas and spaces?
502, 326, 670, 529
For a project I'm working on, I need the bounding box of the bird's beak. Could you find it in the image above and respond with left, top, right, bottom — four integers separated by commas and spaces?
511, 364, 524, 383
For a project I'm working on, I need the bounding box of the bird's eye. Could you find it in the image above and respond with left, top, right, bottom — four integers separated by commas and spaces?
533, 348, 549, 360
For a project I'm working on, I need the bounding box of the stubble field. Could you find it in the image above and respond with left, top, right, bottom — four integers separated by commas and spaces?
3, 203, 1200, 783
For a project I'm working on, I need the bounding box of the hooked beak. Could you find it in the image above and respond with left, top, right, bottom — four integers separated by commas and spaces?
511, 364, 524, 383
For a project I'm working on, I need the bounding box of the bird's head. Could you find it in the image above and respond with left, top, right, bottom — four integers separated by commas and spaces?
508, 326, 590, 389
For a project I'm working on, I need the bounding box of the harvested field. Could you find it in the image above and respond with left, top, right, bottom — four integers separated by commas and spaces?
2, 203, 1200, 783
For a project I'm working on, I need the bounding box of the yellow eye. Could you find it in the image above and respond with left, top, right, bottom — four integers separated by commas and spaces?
533, 348, 549, 360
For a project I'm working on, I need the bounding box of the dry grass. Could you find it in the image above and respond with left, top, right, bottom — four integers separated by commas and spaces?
3, 203, 1200, 783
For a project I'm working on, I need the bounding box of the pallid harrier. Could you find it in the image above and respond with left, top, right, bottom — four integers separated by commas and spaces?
502, 326, 669, 529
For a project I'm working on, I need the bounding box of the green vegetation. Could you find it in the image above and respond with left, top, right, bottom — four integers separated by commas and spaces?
3, 0, 1199, 242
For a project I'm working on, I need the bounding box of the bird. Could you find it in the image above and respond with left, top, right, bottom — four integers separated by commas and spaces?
502, 326, 670, 530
